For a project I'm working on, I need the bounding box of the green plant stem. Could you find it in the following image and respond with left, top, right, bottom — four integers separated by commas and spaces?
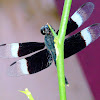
19, 88, 34, 100
47, 23, 57, 37
48, 0, 72, 100
56, 0, 72, 100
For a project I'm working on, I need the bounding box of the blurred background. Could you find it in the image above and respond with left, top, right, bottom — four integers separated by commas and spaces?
0, 0, 99, 100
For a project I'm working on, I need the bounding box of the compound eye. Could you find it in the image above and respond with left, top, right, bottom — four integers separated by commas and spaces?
40, 26, 45, 35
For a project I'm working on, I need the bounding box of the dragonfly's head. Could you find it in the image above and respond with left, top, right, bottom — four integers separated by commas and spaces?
40, 25, 51, 35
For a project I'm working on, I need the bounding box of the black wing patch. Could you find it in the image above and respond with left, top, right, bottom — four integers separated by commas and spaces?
0, 42, 45, 58
8, 49, 53, 76
18, 42, 45, 57
64, 23, 100, 58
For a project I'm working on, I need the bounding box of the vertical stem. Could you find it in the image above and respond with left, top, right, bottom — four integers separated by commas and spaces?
56, 0, 72, 100
58, 0, 72, 42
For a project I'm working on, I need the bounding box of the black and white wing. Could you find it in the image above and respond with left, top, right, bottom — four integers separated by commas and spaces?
64, 23, 100, 58
8, 23, 100, 76
8, 49, 53, 76
0, 42, 45, 58
6, 2, 96, 77
57, 2, 94, 35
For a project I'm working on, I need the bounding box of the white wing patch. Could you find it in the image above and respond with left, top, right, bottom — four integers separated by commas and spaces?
19, 59, 29, 74
71, 12, 83, 27
11, 43, 19, 57
81, 28, 92, 46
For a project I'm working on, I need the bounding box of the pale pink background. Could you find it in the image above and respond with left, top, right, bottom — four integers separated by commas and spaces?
0, 0, 97, 100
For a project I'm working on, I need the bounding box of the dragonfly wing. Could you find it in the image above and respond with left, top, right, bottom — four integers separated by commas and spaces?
0, 42, 45, 58
57, 2, 94, 35
64, 23, 100, 58
8, 49, 53, 76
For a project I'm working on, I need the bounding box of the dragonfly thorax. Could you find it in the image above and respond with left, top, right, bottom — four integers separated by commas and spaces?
44, 31, 56, 64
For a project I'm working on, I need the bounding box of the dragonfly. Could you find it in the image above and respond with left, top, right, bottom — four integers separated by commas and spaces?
0, 2, 100, 85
